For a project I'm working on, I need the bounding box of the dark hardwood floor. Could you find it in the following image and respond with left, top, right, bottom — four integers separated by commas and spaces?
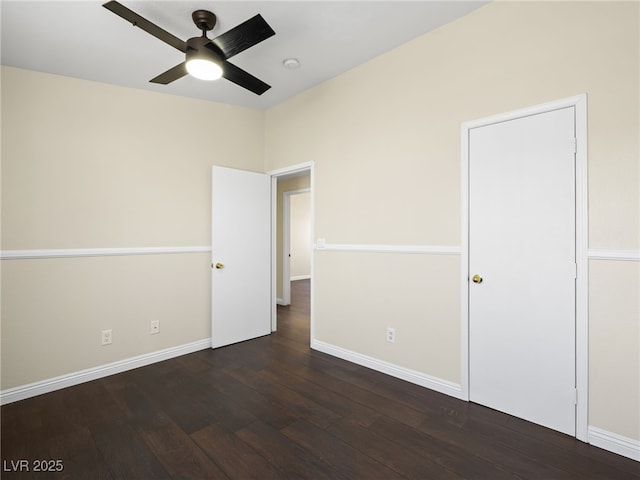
2, 279, 639, 479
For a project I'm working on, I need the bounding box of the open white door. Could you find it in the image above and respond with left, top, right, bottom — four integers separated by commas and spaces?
212, 166, 271, 348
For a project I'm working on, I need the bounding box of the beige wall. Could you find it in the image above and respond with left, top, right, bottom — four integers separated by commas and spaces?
1, 255, 211, 387
289, 192, 311, 279
1, 67, 265, 388
589, 260, 640, 440
1, 67, 265, 250
265, 1, 639, 441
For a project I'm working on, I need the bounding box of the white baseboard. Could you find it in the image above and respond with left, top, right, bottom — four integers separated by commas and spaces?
311, 339, 464, 400
588, 426, 640, 461
276, 298, 287, 306
0, 338, 212, 405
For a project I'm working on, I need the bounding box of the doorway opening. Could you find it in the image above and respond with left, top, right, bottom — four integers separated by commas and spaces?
269, 163, 314, 342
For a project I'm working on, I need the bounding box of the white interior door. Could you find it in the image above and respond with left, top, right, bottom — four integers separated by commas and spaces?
212, 166, 271, 349
468, 107, 577, 436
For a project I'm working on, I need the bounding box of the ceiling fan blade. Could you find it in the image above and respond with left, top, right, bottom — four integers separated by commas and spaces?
103, 1, 187, 53
211, 14, 275, 60
150, 63, 188, 85
222, 60, 271, 95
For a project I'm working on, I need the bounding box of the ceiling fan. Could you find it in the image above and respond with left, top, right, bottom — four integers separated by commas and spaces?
102, 1, 275, 95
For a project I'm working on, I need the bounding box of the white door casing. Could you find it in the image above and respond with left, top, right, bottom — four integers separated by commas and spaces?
461, 95, 588, 440
211, 166, 271, 348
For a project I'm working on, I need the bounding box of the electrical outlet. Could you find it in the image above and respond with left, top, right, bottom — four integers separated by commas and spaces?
387, 327, 396, 343
101, 329, 112, 346
150, 320, 160, 335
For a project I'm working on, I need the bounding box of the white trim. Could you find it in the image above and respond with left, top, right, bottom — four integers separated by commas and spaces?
284, 189, 311, 195
311, 339, 464, 400
574, 94, 589, 442
0, 246, 211, 260
0, 339, 211, 405
282, 190, 292, 306
588, 249, 640, 262
463, 95, 587, 129
460, 94, 589, 441
315, 243, 461, 255
291, 274, 311, 281
271, 176, 279, 328
310, 167, 316, 344
460, 121, 471, 402
268, 162, 314, 178
588, 426, 640, 461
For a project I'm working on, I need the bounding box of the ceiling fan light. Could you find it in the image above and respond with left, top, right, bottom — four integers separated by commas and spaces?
186, 58, 223, 81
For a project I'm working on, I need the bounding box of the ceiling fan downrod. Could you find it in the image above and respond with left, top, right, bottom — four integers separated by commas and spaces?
192, 9, 217, 36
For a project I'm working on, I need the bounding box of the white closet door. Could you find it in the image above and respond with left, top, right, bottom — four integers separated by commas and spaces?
469, 107, 576, 436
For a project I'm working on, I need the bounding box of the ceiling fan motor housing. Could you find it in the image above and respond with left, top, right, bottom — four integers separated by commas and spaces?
186, 36, 221, 64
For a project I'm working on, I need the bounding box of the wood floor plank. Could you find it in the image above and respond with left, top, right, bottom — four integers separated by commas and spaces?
200, 369, 299, 430
236, 420, 347, 479
324, 361, 464, 422
89, 418, 170, 480
191, 423, 283, 479
465, 401, 640, 478
138, 421, 228, 480
227, 364, 342, 429
326, 417, 465, 479
281, 419, 406, 479
416, 411, 581, 480
134, 367, 249, 435
367, 414, 519, 480
293, 361, 427, 427
104, 381, 229, 479
460, 413, 640, 480
258, 365, 382, 427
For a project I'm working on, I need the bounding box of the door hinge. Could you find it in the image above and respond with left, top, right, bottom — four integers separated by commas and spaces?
573, 263, 578, 279
574, 388, 578, 405
571, 138, 577, 154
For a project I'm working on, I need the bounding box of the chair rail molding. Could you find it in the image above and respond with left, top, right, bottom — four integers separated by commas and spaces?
587, 249, 640, 262
314, 242, 461, 255
0, 246, 212, 260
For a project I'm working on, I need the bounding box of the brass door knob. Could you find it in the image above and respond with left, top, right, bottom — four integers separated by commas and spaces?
215, 262, 224, 269
472, 274, 483, 284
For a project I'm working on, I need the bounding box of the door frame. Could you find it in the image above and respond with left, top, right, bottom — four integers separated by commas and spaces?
268, 162, 315, 337
460, 94, 588, 441
282, 187, 312, 306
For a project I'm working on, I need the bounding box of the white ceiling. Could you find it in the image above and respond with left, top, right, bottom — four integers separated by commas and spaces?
1, 1, 487, 109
